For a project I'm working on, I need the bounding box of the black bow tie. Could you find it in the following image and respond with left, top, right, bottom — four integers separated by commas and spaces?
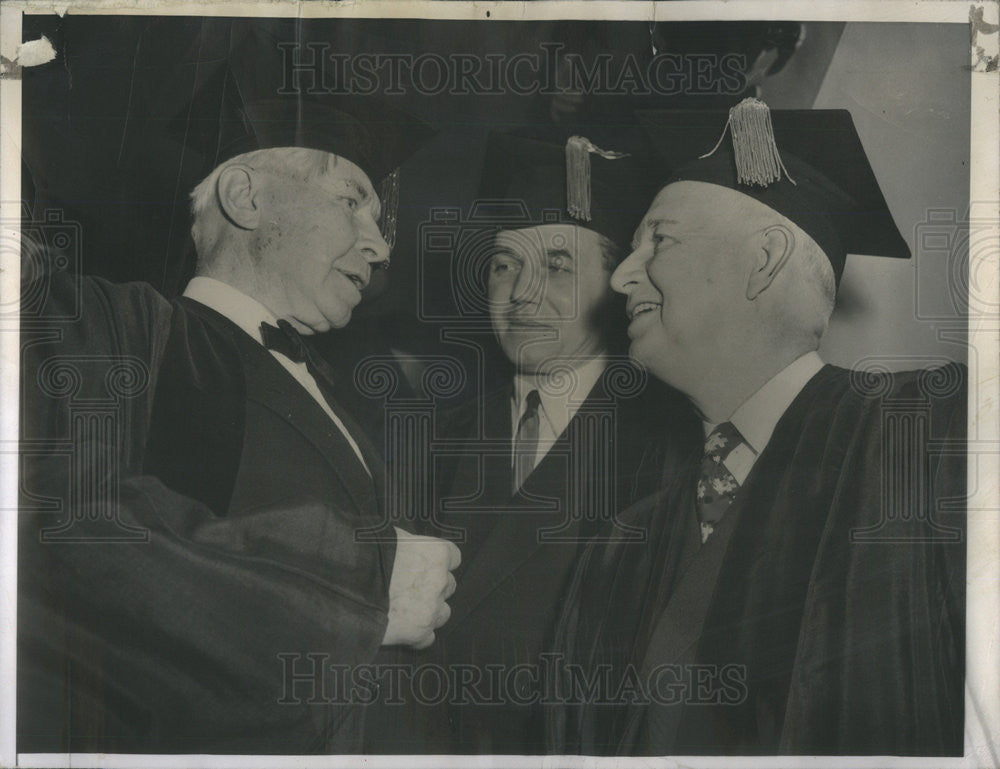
260, 319, 310, 363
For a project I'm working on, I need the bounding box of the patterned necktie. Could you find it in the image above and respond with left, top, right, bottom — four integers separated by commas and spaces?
512, 389, 542, 493
697, 421, 745, 543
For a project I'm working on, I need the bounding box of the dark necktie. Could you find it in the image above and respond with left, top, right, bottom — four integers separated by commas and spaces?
260, 319, 354, 411
512, 389, 541, 494
696, 421, 745, 542
260, 318, 347, 395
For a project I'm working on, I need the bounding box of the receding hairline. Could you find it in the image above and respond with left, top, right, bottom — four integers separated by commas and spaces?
191, 146, 382, 219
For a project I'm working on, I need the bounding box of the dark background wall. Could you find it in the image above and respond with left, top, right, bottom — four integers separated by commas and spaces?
19, 17, 970, 427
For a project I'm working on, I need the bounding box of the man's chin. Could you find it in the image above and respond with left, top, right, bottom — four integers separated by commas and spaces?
327, 311, 353, 331
628, 339, 661, 376
501, 342, 557, 372
319, 301, 356, 331
631, 344, 686, 390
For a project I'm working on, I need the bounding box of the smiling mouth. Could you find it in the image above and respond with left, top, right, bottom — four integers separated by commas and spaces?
506, 317, 553, 329
628, 301, 661, 321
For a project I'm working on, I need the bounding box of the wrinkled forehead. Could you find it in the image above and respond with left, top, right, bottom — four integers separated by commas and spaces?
494, 223, 597, 257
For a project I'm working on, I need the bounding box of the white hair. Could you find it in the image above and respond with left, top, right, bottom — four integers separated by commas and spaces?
188, 147, 339, 258
781, 228, 836, 346
729, 191, 836, 347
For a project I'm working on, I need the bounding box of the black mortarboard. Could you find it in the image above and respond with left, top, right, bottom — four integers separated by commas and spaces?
214, 95, 435, 185
477, 127, 661, 252
636, 99, 910, 285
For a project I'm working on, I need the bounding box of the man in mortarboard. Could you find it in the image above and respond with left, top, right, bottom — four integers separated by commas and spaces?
548, 100, 966, 755
401, 128, 699, 754
18, 96, 461, 754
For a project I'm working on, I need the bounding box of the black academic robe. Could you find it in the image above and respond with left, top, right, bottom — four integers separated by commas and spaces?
550, 364, 966, 756
373, 370, 696, 754
18, 270, 395, 754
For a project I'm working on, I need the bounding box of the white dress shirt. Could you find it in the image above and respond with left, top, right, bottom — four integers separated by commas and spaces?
703, 351, 825, 486
182, 277, 371, 476
511, 355, 607, 473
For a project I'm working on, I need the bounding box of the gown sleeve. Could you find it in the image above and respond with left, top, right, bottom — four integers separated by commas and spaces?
19, 268, 391, 753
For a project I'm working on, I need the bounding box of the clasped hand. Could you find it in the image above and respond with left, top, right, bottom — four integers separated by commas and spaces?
381, 527, 461, 649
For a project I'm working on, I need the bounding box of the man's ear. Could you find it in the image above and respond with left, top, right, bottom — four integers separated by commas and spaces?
746, 224, 794, 300
216, 164, 261, 230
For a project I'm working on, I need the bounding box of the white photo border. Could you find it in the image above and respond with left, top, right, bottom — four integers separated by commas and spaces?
1, 2, 996, 768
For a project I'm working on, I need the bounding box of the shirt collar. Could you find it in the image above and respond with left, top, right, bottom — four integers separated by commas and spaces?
513, 355, 608, 437
703, 351, 824, 454
182, 276, 279, 346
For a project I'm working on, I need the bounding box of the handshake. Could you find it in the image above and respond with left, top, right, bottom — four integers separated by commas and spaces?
381, 527, 461, 649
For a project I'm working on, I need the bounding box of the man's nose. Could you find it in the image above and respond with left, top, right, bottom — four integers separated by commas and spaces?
610, 248, 644, 294
356, 212, 391, 268
510, 259, 544, 304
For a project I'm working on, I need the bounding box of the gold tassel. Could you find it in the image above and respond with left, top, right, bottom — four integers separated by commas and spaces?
377, 167, 401, 252
565, 136, 629, 221
700, 97, 795, 187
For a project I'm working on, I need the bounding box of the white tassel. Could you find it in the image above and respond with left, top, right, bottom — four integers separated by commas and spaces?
700, 98, 795, 187
565, 136, 629, 221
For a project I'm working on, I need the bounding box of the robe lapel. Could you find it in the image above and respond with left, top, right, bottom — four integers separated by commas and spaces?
482, 384, 515, 496
670, 495, 704, 590
181, 300, 379, 516
304, 347, 388, 509
441, 386, 516, 629
445, 383, 600, 632
618, 500, 744, 754
242, 348, 379, 515
615, 391, 820, 755
445, 385, 515, 515
445, 507, 569, 633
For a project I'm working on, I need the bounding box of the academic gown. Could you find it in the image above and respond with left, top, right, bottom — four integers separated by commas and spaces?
550, 364, 966, 756
18, 270, 395, 754
365, 371, 697, 754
